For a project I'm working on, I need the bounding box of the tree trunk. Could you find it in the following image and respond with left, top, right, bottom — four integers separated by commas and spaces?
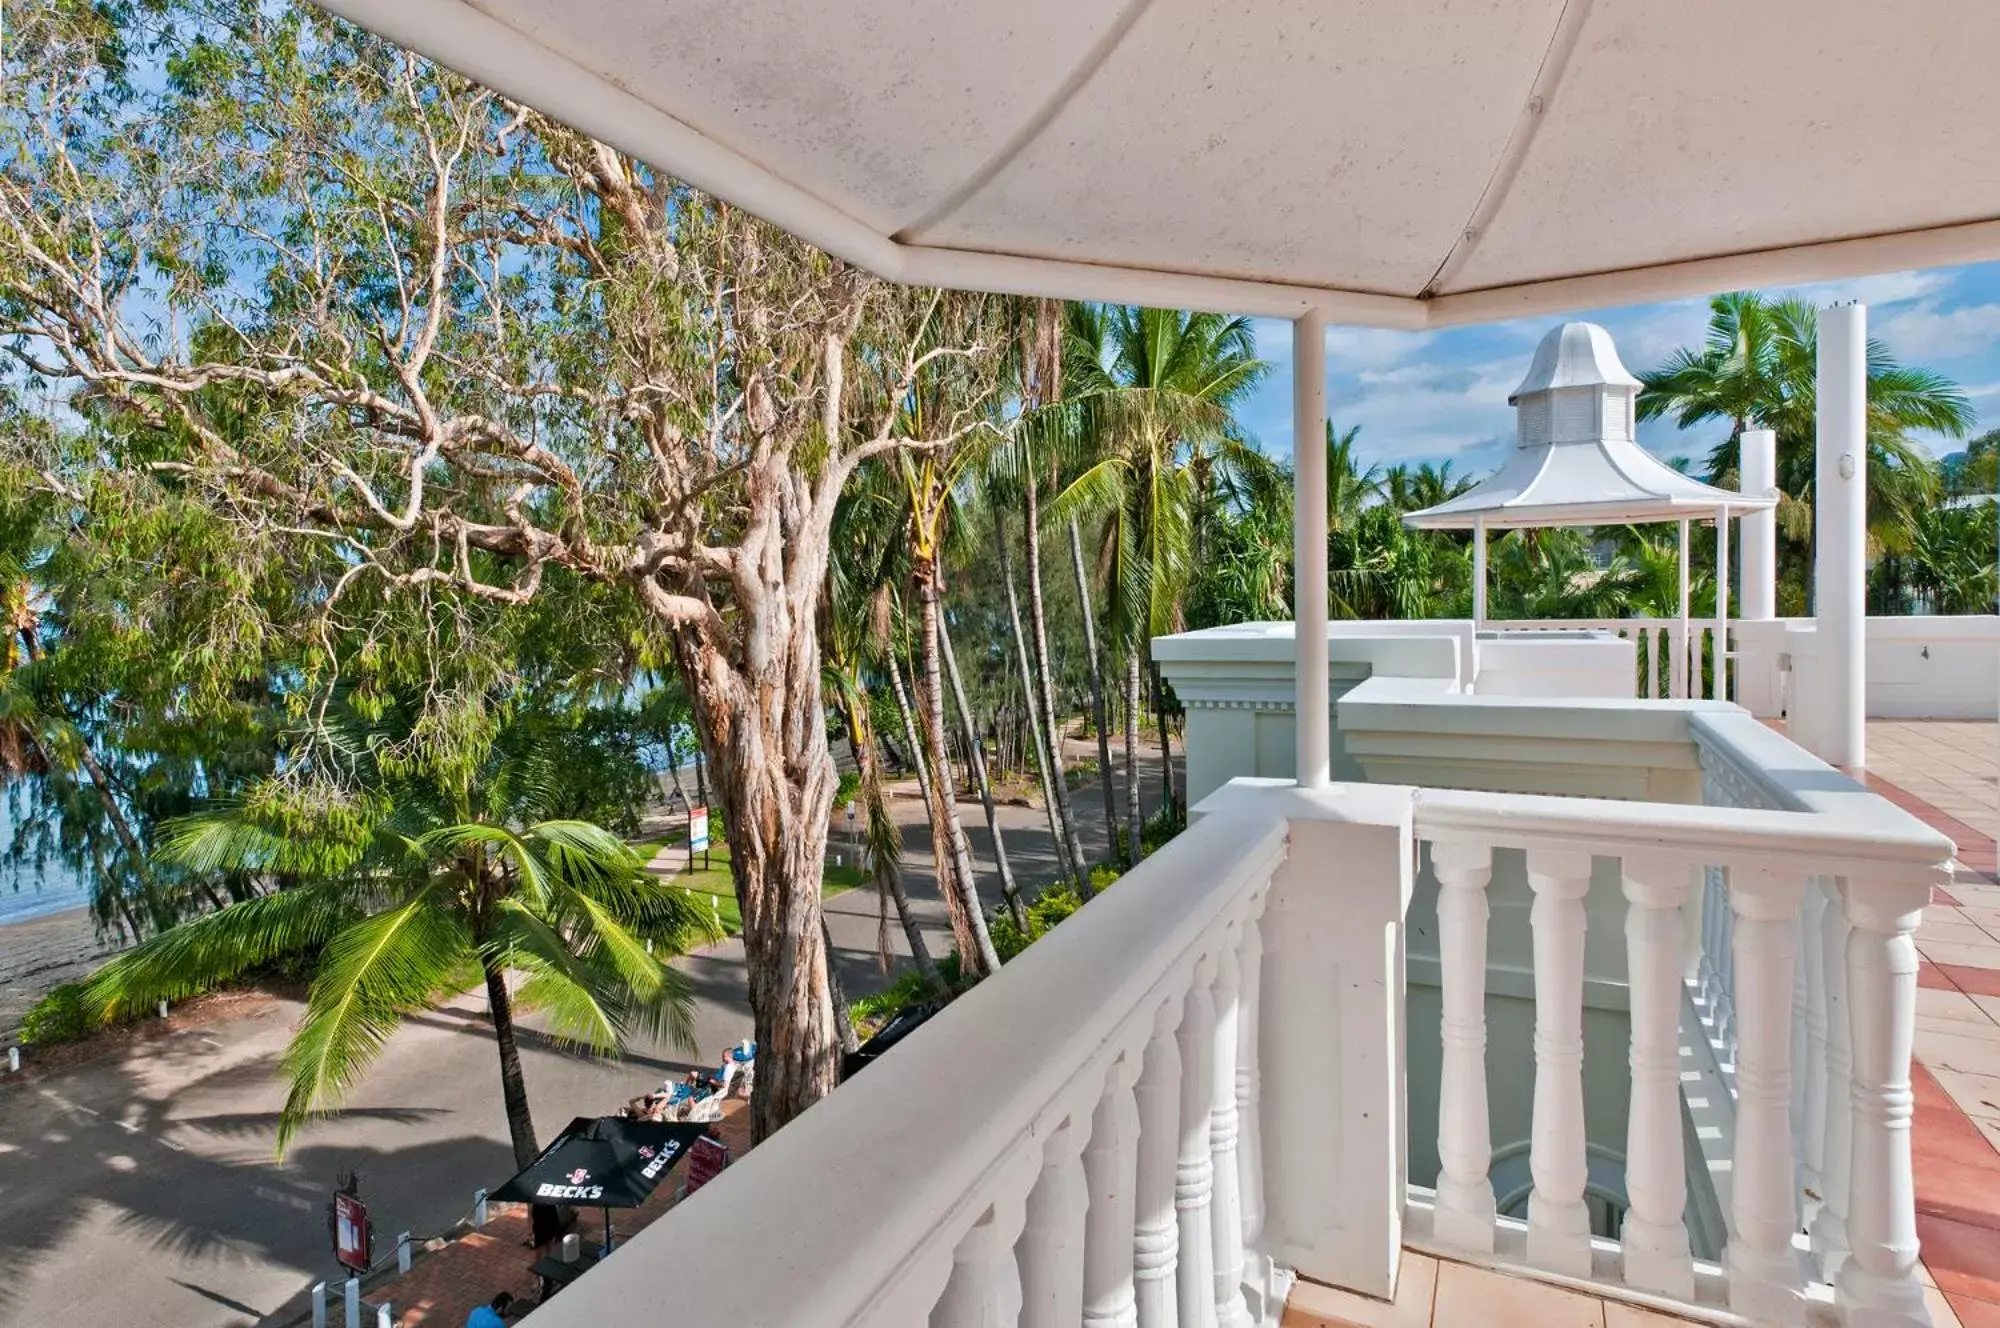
995, 510, 1071, 886
1069, 518, 1120, 852
938, 610, 1026, 929
886, 651, 937, 847
1123, 648, 1144, 863
841, 698, 941, 991
482, 957, 540, 1170
822, 915, 861, 1057
914, 565, 999, 977
1023, 473, 1089, 883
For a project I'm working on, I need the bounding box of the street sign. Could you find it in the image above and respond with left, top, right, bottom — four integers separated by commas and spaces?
689, 805, 710, 853
332, 1189, 371, 1274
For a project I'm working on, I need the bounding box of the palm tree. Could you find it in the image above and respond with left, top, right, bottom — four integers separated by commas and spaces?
1060, 304, 1268, 849
1638, 291, 1969, 588
85, 701, 715, 1167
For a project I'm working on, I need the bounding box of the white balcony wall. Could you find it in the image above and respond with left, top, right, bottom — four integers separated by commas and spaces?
1736, 615, 2000, 722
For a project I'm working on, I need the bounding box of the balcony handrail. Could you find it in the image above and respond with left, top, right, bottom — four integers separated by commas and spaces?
519, 806, 1289, 1327
1412, 783, 1951, 886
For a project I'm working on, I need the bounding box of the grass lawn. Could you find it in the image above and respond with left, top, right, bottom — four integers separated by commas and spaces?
634, 834, 864, 938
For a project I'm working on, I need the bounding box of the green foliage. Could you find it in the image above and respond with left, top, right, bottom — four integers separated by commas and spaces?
20, 982, 97, 1047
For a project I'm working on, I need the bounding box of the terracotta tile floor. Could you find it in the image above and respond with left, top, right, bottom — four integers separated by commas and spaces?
1292, 721, 2000, 1328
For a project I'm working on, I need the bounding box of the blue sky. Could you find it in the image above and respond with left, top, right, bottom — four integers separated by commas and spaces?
1236, 262, 2000, 477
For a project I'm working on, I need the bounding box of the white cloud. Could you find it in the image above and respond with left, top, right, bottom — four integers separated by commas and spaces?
1323, 325, 1434, 373
1875, 302, 2000, 363
1772, 269, 1956, 310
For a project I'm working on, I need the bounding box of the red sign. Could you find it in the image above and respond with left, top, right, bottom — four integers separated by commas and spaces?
683, 1137, 729, 1196
333, 1191, 371, 1273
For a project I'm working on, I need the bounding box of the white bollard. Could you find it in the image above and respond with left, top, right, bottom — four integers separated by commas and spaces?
396, 1230, 411, 1273
311, 1280, 327, 1328
561, 1231, 580, 1263
375, 1303, 392, 1328
473, 1188, 488, 1227
158, 1000, 169, 1019
343, 1277, 361, 1328
7, 1046, 18, 1073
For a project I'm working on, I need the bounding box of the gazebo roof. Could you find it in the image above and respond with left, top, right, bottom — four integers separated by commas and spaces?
315, 0, 2000, 327
1404, 323, 1774, 530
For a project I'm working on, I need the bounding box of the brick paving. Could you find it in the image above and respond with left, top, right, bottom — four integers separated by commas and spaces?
363, 1099, 753, 1326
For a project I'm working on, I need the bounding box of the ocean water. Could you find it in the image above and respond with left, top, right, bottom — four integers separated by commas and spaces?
0, 801, 93, 926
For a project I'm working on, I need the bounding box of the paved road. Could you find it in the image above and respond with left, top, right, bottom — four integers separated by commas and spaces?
0, 740, 1170, 1328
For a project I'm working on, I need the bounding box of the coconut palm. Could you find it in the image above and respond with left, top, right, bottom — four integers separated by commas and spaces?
1059, 304, 1268, 851
84, 701, 715, 1168
1637, 292, 1968, 581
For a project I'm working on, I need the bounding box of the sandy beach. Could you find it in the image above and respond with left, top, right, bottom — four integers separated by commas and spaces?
0, 906, 128, 1039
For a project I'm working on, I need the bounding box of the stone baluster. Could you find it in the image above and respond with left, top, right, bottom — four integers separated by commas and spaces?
1810, 877, 1855, 1279
1798, 882, 1829, 1202
1525, 848, 1594, 1277
1209, 934, 1253, 1328
1176, 959, 1220, 1328
1234, 901, 1270, 1319
1133, 998, 1184, 1328
1622, 856, 1695, 1299
1714, 868, 1738, 1060
932, 1197, 1028, 1328
1834, 878, 1932, 1327
1430, 840, 1496, 1253
1643, 625, 1658, 699
1019, 1114, 1090, 1328
1725, 871, 1806, 1326
1083, 1056, 1141, 1328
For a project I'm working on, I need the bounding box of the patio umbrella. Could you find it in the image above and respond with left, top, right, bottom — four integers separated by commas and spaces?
490, 1116, 709, 1254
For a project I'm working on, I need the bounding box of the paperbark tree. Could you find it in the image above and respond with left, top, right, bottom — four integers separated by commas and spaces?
0, 5, 1002, 1137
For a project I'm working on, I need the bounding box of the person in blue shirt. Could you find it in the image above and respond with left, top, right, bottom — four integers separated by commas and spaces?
465, 1291, 515, 1327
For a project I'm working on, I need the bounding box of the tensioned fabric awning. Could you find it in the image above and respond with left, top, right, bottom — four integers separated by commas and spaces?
315, 0, 2000, 327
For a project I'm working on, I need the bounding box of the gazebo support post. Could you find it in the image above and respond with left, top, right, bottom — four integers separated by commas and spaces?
1473, 517, 1488, 628
1676, 517, 1691, 700
1293, 308, 1329, 789
1715, 510, 1730, 702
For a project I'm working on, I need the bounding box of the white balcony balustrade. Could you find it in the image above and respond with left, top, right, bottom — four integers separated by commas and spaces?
515, 715, 1948, 1328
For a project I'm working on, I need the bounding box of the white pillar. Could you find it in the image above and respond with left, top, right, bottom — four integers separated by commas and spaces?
1474, 517, 1488, 626
1835, 880, 1931, 1328
344, 1278, 361, 1328
1726, 876, 1806, 1326
1816, 303, 1867, 769
1209, 938, 1252, 1328
1175, 964, 1220, 1328
1676, 517, 1692, 699
1525, 849, 1594, 1278
1293, 308, 1329, 789
1430, 841, 1496, 1254
1741, 430, 1778, 621
1715, 512, 1731, 700
1133, 1001, 1184, 1328
1623, 858, 1695, 1300
1018, 1117, 1090, 1328
1083, 1058, 1142, 1328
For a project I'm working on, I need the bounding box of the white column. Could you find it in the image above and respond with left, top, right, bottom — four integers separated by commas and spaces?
1834, 880, 1931, 1328
1816, 303, 1868, 770
933, 1201, 1027, 1328
1083, 1058, 1142, 1328
1474, 517, 1488, 625
1133, 1001, 1184, 1328
1176, 963, 1220, 1328
1430, 840, 1496, 1254
1293, 308, 1329, 789
1741, 429, 1779, 621
1811, 878, 1856, 1279
1209, 938, 1252, 1328
1623, 857, 1695, 1300
1019, 1116, 1090, 1328
1676, 517, 1692, 699
1716, 513, 1731, 700
1526, 849, 1594, 1278
1726, 876, 1806, 1326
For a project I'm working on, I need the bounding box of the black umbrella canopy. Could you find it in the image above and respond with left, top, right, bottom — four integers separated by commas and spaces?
491, 1116, 709, 1209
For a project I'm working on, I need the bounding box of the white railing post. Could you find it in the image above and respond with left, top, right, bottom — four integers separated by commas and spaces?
1799, 884, 1829, 1202
933, 1198, 1028, 1328
1176, 959, 1220, 1328
1834, 878, 1932, 1328
1726, 872, 1806, 1326
1623, 855, 1696, 1300
1525, 848, 1594, 1278
1430, 840, 1497, 1255
1209, 935, 1253, 1328
1082, 1056, 1141, 1328
1234, 902, 1272, 1321
1133, 999, 1184, 1328
1018, 1116, 1090, 1328
1811, 877, 1856, 1279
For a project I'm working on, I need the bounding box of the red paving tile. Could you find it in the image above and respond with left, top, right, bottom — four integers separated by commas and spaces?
1923, 960, 1961, 991
1918, 1214, 2000, 1305
1940, 965, 2000, 998
1951, 1294, 2000, 1327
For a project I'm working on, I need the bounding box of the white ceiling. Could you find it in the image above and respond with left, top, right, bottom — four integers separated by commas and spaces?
318, 0, 2000, 327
